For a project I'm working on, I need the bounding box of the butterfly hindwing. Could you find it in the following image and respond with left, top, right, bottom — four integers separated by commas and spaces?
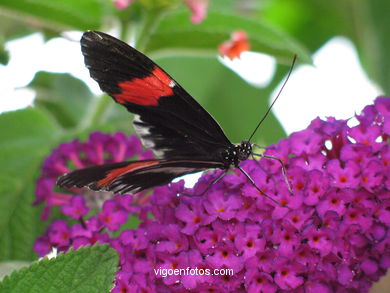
57, 159, 224, 194
81, 31, 232, 160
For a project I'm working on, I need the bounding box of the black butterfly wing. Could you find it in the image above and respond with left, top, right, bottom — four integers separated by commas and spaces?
57, 159, 224, 194
81, 31, 232, 160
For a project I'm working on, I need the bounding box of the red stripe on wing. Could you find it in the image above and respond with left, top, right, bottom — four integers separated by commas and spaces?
97, 160, 159, 187
113, 66, 174, 106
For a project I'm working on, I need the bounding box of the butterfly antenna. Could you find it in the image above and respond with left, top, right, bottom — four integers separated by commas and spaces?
248, 55, 297, 142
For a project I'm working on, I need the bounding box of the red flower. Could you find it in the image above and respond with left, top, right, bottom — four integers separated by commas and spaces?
219, 30, 250, 59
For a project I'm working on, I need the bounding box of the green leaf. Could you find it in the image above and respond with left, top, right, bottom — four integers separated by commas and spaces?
30, 72, 94, 129
157, 57, 286, 145
0, 0, 104, 31
145, 11, 311, 64
0, 108, 61, 176
0, 245, 118, 293
0, 108, 62, 261
0, 16, 36, 42
0, 176, 36, 261
354, 0, 390, 94
261, 0, 389, 94
0, 45, 9, 65
261, 0, 346, 53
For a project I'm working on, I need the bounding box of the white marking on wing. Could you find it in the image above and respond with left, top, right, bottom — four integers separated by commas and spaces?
133, 115, 169, 157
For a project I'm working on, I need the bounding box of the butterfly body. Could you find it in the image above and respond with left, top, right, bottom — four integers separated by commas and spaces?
57, 31, 257, 195
219, 141, 252, 167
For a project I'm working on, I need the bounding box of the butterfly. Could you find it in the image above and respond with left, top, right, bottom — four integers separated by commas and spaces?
57, 31, 293, 205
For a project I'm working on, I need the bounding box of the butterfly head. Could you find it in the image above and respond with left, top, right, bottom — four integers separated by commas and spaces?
220, 141, 252, 168
237, 140, 252, 161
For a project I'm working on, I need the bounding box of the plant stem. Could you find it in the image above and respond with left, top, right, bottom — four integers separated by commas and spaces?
136, 9, 165, 51
80, 94, 111, 130
79, 22, 131, 130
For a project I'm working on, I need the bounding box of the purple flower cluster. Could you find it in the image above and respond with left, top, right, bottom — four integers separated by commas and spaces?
34, 97, 390, 292
34, 132, 153, 220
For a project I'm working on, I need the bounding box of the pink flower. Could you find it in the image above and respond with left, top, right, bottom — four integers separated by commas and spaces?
184, 0, 209, 24
112, 0, 135, 10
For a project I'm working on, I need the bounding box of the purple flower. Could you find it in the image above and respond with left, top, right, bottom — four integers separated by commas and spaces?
234, 224, 266, 259
326, 159, 361, 188
303, 225, 333, 257
34, 177, 72, 220
61, 195, 89, 219
272, 223, 300, 256
203, 190, 242, 220
47, 220, 71, 247
290, 128, 324, 155
316, 188, 348, 217
155, 224, 189, 253
98, 200, 128, 231
33, 236, 52, 256
194, 224, 221, 254
303, 170, 330, 205
206, 245, 244, 272
175, 197, 215, 234
245, 270, 277, 293
179, 250, 212, 289
246, 249, 277, 273
273, 258, 305, 289
34, 98, 390, 292
34, 132, 152, 219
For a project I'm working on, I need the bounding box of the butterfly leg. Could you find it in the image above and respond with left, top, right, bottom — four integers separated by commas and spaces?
237, 166, 287, 207
252, 143, 267, 150
182, 170, 228, 197
251, 149, 293, 195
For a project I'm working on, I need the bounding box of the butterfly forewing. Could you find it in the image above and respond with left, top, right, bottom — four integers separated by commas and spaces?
81, 31, 232, 160
57, 31, 237, 194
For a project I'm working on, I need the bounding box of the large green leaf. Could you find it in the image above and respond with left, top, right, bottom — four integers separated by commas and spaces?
0, 32, 9, 65
157, 56, 286, 145
0, 0, 104, 31
355, 0, 390, 94
29, 72, 94, 129
262, 0, 389, 94
0, 15, 35, 41
0, 108, 61, 175
0, 108, 62, 261
261, 0, 346, 53
145, 11, 311, 64
0, 245, 118, 293
27, 70, 136, 136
